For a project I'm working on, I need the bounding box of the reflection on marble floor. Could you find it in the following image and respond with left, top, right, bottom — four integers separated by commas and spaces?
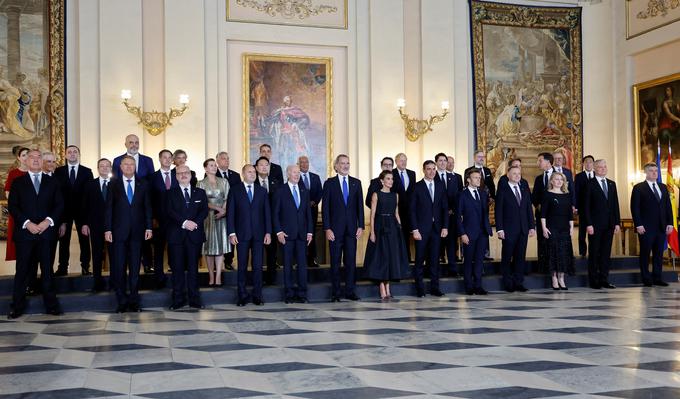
2, 287, 680, 398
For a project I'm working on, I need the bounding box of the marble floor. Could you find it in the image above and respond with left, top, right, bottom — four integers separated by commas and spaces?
2, 286, 680, 398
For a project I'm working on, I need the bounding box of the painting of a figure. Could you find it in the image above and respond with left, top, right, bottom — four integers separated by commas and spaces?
470, 1, 582, 187
634, 73, 680, 169
243, 54, 332, 180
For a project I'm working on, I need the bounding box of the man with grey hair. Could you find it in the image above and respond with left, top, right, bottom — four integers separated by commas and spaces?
41, 151, 56, 176
393, 153, 416, 262
215, 151, 241, 271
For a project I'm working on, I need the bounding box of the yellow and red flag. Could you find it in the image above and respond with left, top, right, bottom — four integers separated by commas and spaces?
667, 140, 679, 255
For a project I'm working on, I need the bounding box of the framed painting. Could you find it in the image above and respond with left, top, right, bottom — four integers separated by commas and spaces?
633, 72, 680, 170
0, 0, 66, 239
242, 53, 333, 181
627, 0, 680, 39
469, 0, 583, 186
227, 0, 347, 29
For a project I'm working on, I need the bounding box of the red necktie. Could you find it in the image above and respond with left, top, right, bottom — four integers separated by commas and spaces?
164, 172, 171, 190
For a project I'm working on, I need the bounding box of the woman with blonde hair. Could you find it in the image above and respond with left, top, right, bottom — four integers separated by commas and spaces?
540, 172, 575, 290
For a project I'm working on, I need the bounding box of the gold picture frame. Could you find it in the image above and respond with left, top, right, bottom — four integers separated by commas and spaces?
242, 53, 333, 180
227, 0, 348, 30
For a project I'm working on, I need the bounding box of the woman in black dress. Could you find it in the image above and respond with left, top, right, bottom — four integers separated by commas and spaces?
364, 170, 409, 301
540, 172, 575, 290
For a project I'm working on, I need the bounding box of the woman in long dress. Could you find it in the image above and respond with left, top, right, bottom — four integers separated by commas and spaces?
540, 172, 575, 290
197, 159, 231, 286
4, 147, 29, 261
363, 170, 409, 301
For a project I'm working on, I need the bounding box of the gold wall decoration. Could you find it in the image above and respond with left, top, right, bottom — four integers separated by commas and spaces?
227, 0, 347, 29
627, 0, 680, 39
236, 0, 337, 20
470, 0, 583, 187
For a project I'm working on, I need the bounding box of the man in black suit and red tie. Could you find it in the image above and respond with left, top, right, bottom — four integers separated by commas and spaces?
322, 154, 365, 302
54, 145, 94, 276
81, 158, 113, 292
255, 156, 283, 285
365, 157, 394, 208
393, 153, 417, 262
298, 155, 323, 268
273, 165, 314, 303
630, 163, 674, 287
166, 165, 209, 310
228, 164, 272, 306
583, 159, 620, 289
574, 155, 595, 257
259, 143, 284, 184
216, 151, 241, 270
8, 150, 64, 319
105, 156, 153, 313
435, 152, 462, 275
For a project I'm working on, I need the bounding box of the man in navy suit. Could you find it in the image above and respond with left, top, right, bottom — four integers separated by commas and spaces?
465, 150, 495, 261
532, 152, 555, 270
574, 155, 595, 257
81, 158, 113, 292
365, 157, 394, 208
410, 160, 449, 297
259, 143, 284, 184
8, 150, 63, 318
495, 166, 535, 292
171, 149, 197, 187
498, 158, 530, 191
216, 151, 241, 270
166, 165, 209, 310
631, 163, 674, 287
322, 154, 365, 302
298, 155, 323, 267
274, 165, 314, 303
105, 156, 153, 313
393, 153, 417, 262
54, 145, 94, 276
458, 169, 493, 295
228, 164, 272, 306
112, 134, 155, 180
553, 151, 576, 205
255, 156, 282, 285
435, 152, 462, 276
148, 149, 177, 288
583, 159, 621, 289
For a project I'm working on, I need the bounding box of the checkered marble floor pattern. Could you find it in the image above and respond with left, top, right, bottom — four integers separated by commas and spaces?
3, 287, 680, 398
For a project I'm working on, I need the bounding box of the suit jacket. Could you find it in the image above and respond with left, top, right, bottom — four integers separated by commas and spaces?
171, 168, 197, 187
273, 184, 313, 240
300, 171, 323, 205
574, 171, 593, 211
165, 185, 209, 245
269, 163, 284, 184
227, 182, 271, 240
583, 177, 621, 230
54, 164, 94, 225
255, 175, 282, 203
8, 173, 63, 242
434, 171, 462, 214
498, 174, 529, 192
531, 171, 550, 210
104, 177, 153, 241
81, 177, 109, 234
630, 181, 673, 233
464, 166, 496, 199
392, 168, 417, 230
150, 169, 178, 222
495, 181, 535, 236
409, 179, 449, 236
322, 175, 365, 234
217, 169, 241, 187
457, 188, 492, 240
112, 153, 155, 180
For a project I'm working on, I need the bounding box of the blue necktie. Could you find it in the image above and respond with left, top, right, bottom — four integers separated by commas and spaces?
474, 189, 480, 202
69, 166, 76, 185
184, 187, 190, 207
293, 185, 300, 209
400, 171, 405, 187
247, 185, 253, 203
342, 176, 349, 205
303, 173, 309, 190
32, 173, 40, 195
126, 179, 133, 204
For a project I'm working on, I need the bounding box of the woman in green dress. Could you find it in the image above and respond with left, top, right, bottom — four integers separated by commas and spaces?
198, 158, 231, 286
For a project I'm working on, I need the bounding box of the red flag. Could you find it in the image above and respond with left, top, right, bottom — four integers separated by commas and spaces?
667, 140, 679, 255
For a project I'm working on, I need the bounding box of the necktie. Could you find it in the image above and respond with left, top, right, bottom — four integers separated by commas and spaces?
428, 182, 434, 202
184, 187, 190, 207
293, 185, 300, 209
164, 172, 171, 190
474, 189, 480, 202
342, 176, 349, 205
102, 179, 108, 200
513, 185, 521, 205
400, 171, 405, 188
222, 171, 228, 179
247, 185, 253, 203
479, 167, 484, 179
544, 171, 548, 187
600, 178, 608, 199
262, 179, 268, 193
440, 173, 447, 189
69, 166, 76, 185
653, 182, 661, 201
32, 173, 40, 194
126, 179, 133, 204
303, 173, 309, 190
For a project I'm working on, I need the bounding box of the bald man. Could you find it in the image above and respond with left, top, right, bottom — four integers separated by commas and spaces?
112, 134, 155, 180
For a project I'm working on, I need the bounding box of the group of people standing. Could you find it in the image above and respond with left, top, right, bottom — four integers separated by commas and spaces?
3, 137, 675, 318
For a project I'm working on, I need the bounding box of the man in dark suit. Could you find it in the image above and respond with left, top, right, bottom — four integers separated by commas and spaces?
435, 152, 462, 275
112, 134, 155, 180
365, 157, 394, 208
574, 155, 595, 257
254, 156, 282, 285
322, 154, 365, 302
583, 159, 621, 289
631, 163, 674, 287
495, 166, 535, 292
104, 156, 153, 313
228, 164, 272, 306
148, 149, 177, 288
166, 165, 209, 310
465, 150, 495, 261
8, 150, 63, 318
171, 149, 198, 187
410, 160, 449, 297
273, 165, 314, 303
498, 158, 530, 191
553, 151, 576, 206
216, 151, 241, 270
53, 145, 94, 276
81, 158, 113, 292
393, 153, 417, 263
532, 152, 555, 270
259, 143, 284, 183
458, 169, 493, 295
298, 155, 323, 267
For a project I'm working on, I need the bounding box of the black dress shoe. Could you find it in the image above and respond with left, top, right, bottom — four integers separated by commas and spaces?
653, 280, 669, 286
330, 296, 341, 302
484, 256, 494, 261
225, 264, 234, 271
643, 280, 654, 287
430, 290, 445, 297
7, 310, 23, 319
82, 269, 92, 276
308, 261, 320, 268
143, 265, 154, 274
237, 299, 247, 307
169, 302, 186, 311
296, 297, 309, 303
345, 293, 360, 301
505, 287, 515, 293
26, 287, 37, 296
450, 271, 460, 278
415, 290, 426, 298
284, 297, 296, 304
189, 302, 205, 309
46, 308, 64, 316
465, 289, 475, 296
128, 304, 142, 312
589, 284, 601, 290
601, 282, 616, 289
115, 304, 127, 313
54, 268, 68, 277
253, 297, 264, 306
475, 288, 488, 295
515, 285, 528, 292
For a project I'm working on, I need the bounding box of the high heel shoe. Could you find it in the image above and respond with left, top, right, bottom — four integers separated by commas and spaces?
552, 284, 560, 291
559, 284, 568, 291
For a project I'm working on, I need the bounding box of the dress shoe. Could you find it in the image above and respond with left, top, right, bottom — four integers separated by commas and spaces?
54, 268, 68, 277
189, 302, 205, 309
46, 308, 64, 316
643, 280, 654, 287
475, 287, 488, 295
237, 299, 248, 307
128, 304, 142, 312
225, 264, 234, 271
169, 302, 186, 311
552, 284, 560, 291
515, 285, 528, 293
653, 280, 669, 286
450, 271, 460, 278
484, 256, 494, 261
25, 287, 37, 296
465, 289, 475, 296
296, 297, 309, 304
430, 289, 445, 297
589, 284, 601, 290
7, 310, 23, 319
115, 304, 127, 313
308, 261, 320, 268
284, 297, 296, 304
252, 298, 264, 306
601, 282, 616, 289
143, 265, 154, 274
345, 293, 360, 301
81, 269, 92, 276
92, 280, 106, 293
330, 296, 341, 303
505, 287, 515, 293
415, 290, 426, 298
559, 285, 568, 291
455, 257, 462, 262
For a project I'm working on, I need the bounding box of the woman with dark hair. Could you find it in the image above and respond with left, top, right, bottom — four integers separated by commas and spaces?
4, 146, 29, 261
363, 170, 409, 301
197, 158, 230, 286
